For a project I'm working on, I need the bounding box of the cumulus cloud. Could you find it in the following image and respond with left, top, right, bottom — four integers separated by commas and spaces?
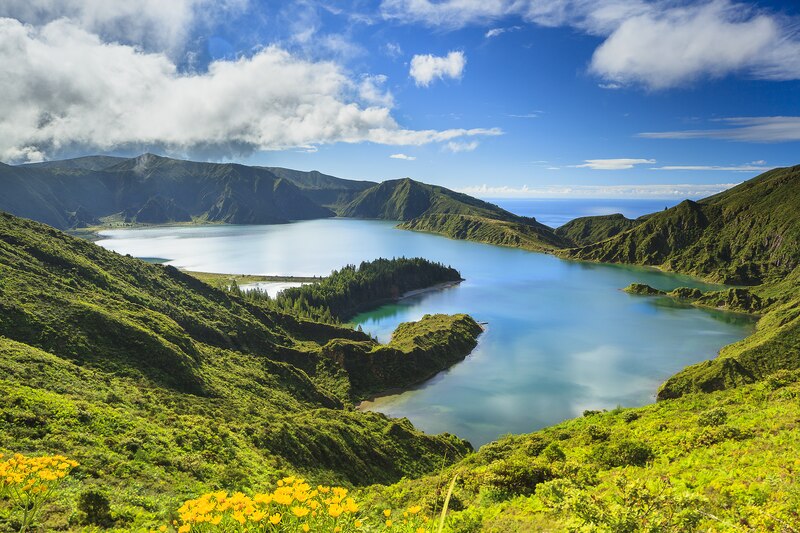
459, 182, 738, 198
0, 18, 501, 162
639, 117, 800, 143
0, 0, 246, 55
390, 153, 416, 160
382, 0, 800, 89
410, 51, 466, 87
573, 158, 655, 170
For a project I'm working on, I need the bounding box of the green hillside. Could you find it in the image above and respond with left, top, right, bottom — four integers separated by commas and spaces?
0, 155, 333, 228
555, 213, 641, 246
262, 167, 377, 210
563, 166, 800, 285
0, 211, 482, 529
365, 370, 800, 531
343, 178, 570, 251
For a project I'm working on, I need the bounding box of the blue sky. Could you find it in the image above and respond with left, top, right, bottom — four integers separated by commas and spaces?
1, 1, 799, 197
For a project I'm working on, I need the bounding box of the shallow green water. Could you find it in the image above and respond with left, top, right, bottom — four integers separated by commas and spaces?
97, 219, 755, 446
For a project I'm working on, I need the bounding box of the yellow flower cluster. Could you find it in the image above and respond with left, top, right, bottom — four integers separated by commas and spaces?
171, 476, 433, 533
0, 452, 79, 533
175, 476, 362, 532
0, 453, 78, 495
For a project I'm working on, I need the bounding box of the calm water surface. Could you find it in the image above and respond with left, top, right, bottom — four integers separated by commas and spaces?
97, 219, 755, 446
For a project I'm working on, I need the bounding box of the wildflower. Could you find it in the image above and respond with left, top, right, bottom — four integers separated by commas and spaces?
384, 509, 392, 517
269, 513, 282, 525
302, 524, 310, 532
292, 506, 310, 518
386, 519, 393, 527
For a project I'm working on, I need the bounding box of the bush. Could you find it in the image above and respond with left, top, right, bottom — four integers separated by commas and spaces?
541, 442, 566, 463
621, 411, 640, 423
586, 424, 610, 442
698, 407, 728, 427
485, 458, 552, 497
78, 489, 114, 527
593, 439, 654, 468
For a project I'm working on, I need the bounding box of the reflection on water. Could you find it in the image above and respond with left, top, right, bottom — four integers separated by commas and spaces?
97, 219, 756, 446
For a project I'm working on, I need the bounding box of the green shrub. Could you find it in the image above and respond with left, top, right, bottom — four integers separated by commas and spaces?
541, 442, 566, 463
77, 489, 114, 527
585, 424, 610, 442
621, 411, 640, 423
593, 439, 654, 468
485, 458, 552, 497
698, 407, 728, 427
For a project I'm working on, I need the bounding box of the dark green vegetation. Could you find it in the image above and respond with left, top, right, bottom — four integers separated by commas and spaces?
343, 178, 569, 251
555, 213, 640, 246
366, 370, 800, 531
563, 166, 800, 285
240, 257, 462, 323
261, 166, 376, 211
0, 212, 483, 530
4, 154, 333, 228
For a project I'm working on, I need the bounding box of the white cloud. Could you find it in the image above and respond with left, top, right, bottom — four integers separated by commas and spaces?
459, 182, 739, 199
0, 0, 247, 55
508, 112, 540, 118
573, 158, 655, 170
410, 51, 466, 87
0, 18, 501, 162
390, 153, 416, 160
381, 0, 800, 89
639, 117, 800, 143
359, 74, 394, 107
384, 42, 403, 58
485, 25, 520, 38
445, 140, 479, 152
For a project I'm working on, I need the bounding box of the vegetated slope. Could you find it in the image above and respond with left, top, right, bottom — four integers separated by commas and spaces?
368, 370, 800, 531
0, 154, 333, 228
0, 211, 481, 527
555, 213, 641, 246
258, 257, 462, 323
563, 165, 800, 285
262, 167, 377, 211
343, 178, 570, 251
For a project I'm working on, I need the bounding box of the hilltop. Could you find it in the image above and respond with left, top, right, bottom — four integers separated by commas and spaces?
563, 165, 800, 285
3, 155, 333, 228
343, 178, 570, 251
0, 157, 571, 252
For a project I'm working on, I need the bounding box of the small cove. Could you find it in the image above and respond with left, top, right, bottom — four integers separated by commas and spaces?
97, 219, 756, 446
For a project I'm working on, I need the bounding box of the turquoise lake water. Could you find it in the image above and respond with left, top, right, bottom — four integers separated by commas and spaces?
96, 218, 755, 446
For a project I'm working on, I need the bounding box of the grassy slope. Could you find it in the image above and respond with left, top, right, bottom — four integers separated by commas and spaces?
555, 213, 641, 246
261, 167, 377, 211
366, 371, 800, 531
0, 155, 333, 228
343, 178, 570, 251
563, 166, 800, 285
0, 212, 484, 529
